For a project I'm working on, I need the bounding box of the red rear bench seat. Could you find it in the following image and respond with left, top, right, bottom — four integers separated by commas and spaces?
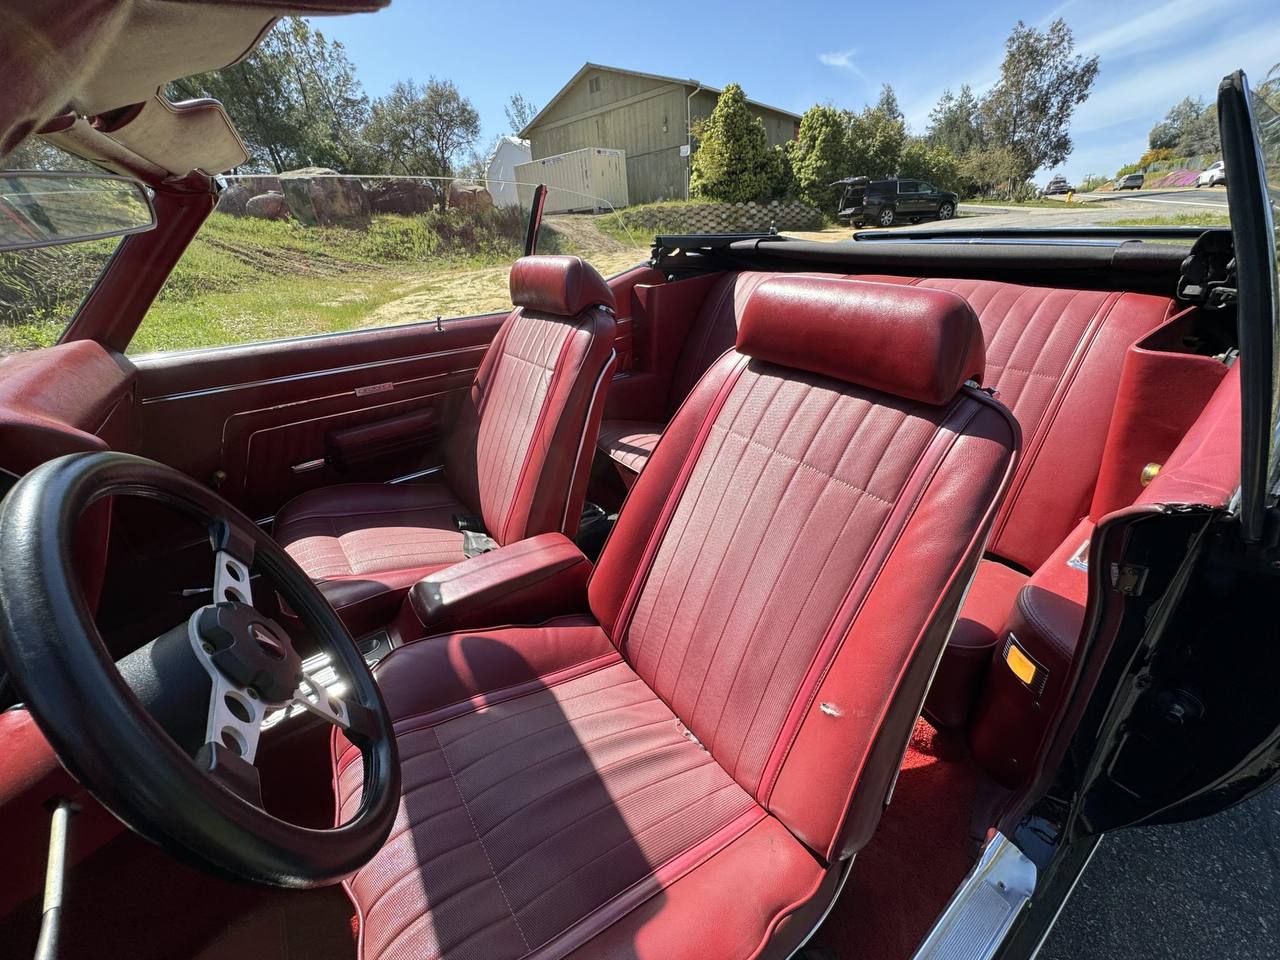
597, 271, 1178, 725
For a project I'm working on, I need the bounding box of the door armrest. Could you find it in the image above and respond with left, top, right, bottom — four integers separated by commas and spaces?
406, 533, 592, 636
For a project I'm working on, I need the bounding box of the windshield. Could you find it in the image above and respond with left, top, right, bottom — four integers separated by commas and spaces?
128, 174, 640, 355
0, 143, 127, 357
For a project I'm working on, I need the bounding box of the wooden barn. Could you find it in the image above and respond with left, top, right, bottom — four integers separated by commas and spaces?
519, 63, 800, 205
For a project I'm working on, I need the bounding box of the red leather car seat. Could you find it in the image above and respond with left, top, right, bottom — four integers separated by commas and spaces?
332, 277, 1019, 960
274, 255, 617, 635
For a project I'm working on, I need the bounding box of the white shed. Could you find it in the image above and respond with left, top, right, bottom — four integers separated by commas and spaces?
484, 136, 531, 208
514, 148, 629, 214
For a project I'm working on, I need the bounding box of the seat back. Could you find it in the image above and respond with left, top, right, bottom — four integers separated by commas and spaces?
852, 276, 1173, 569
590, 277, 1019, 860
664, 271, 773, 417
444, 255, 616, 545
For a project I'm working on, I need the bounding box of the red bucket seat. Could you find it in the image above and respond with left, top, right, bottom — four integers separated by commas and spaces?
274, 256, 617, 634
332, 277, 1019, 960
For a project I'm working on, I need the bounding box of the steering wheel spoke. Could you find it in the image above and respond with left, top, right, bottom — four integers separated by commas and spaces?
213, 549, 254, 607
0, 451, 398, 887
292, 674, 379, 741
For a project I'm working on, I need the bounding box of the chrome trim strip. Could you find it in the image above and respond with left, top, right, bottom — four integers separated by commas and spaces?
1028, 836, 1102, 959
139, 343, 487, 404
785, 855, 857, 959
912, 832, 1036, 960
388, 465, 445, 484
561, 351, 616, 531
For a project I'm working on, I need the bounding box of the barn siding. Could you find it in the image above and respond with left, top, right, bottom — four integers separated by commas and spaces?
528, 67, 799, 205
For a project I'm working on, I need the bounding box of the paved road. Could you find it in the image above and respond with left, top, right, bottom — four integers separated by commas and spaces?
1039, 784, 1280, 959
1081, 187, 1230, 210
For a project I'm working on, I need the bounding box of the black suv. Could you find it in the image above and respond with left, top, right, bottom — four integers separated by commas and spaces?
834, 177, 959, 227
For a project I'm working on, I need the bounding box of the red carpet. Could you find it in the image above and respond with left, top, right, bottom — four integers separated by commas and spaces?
810, 717, 983, 960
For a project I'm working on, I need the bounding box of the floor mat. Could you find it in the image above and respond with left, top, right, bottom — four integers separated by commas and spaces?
809, 717, 983, 960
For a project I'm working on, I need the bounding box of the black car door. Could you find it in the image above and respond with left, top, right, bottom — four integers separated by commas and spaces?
994, 67, 1280, 957
918, 181, 941, 213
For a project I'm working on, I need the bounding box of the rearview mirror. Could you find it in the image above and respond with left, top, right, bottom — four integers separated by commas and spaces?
0, 171, 155, 252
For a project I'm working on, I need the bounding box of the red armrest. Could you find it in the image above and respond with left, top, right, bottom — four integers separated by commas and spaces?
968, 519, 1092, 787
406, 533, 592, 636
326, 406, 438, 470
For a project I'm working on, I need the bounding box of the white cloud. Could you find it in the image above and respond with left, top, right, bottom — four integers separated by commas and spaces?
1076, 0, 1232, 59
818, 48, 867, 80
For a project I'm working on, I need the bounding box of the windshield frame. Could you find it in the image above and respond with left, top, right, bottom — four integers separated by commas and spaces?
1218, 69, 1280, 542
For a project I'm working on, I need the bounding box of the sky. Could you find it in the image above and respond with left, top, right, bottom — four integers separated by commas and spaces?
316, 0, 1280, 186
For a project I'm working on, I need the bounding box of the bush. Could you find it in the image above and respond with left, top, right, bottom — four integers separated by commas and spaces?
790, 105, 851, 212
1078, 173, 1111, 192
1138, 147, 1177, 168
690, 83, 782, 203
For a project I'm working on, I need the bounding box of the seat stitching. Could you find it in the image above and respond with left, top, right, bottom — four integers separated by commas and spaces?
387, 653, 623, 734
489, 745, 718, 872
361, 857, 496, 931
682, 381, 833, 731
433, 726, 532, 951
716, 423, 894, 505
460, 715, 679, 810
426, 669, 640, 747
660, 375, 802, 712
513, 780, 754, 921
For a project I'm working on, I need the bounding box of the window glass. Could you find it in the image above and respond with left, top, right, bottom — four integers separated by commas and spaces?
128, 175, 645, 356
0, 141, 124, 357
898, 181, 919, 193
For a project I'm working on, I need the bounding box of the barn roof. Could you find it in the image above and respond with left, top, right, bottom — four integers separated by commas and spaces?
518, 62, 802, 137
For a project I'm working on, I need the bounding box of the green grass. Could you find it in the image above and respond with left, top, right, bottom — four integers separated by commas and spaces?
964, 197, 1104, 209
2, 204, 651, 357
1109, 213, 1232, 227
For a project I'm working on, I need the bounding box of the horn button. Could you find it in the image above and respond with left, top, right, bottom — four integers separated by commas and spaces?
195, 602, 303, 704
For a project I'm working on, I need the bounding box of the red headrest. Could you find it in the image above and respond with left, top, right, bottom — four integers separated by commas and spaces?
736, 277, 985, 405
509, 255, 615, 316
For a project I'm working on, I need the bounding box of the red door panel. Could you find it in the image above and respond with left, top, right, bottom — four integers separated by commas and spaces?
134, 313, 506, 518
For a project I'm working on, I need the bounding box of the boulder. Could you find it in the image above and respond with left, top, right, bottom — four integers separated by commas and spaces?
366, 178, 437, 215
447, 181, 494, 212
237, 174, 283, 196
215, 184, 251, 217
279, 167, 371, 228
245, 191, 290, 220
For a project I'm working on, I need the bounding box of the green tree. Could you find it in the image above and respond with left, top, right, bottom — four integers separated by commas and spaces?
1148, 96, 1219, 156
361, 79, 440, 177
689, 83, 775, 203
847, 103, 907, 179
875, 83, 904, 122
504, 93, 539, 134
898, 138, 962, 193
926, 85, 982, 157
789, 105, 852, 210
978, 18, 1099, 187
362, 78, 480, 207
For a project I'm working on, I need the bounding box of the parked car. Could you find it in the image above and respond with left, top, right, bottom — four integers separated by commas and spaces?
1197, 159, 1227, 186
1116, 172, 1146, 190
1044, 175, 1073, 195
834, 176, 959, 227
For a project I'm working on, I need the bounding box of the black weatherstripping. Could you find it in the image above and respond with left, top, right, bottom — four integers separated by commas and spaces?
0, 452, 399, 888
1218, 70, 1279, 543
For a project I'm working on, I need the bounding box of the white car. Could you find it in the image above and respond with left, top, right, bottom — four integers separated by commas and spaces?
1196, 159, 1226, 187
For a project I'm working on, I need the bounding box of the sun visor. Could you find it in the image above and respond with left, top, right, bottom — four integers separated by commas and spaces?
1, 0, 388, 162
44, 94, 251, 179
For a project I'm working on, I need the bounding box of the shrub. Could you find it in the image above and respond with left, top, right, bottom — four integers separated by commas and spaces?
690, 83, 778, 203
790, 105, 852, 212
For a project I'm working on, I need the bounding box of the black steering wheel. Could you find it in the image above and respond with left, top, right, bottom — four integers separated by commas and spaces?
0, 452, 399, 887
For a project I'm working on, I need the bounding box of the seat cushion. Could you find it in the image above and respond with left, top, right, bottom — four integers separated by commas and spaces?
335, 620, 823, 960
924, 558, 1029, 728
274, 480, 469, 635
596, 419, 662, 477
